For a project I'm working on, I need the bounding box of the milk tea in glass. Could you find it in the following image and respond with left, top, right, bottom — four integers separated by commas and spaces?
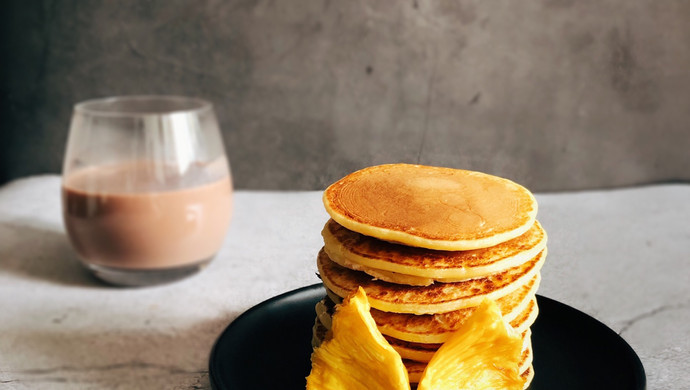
62, 96, 232, 286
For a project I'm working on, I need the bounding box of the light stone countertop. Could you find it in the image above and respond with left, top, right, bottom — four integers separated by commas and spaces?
0, 176, 688, 389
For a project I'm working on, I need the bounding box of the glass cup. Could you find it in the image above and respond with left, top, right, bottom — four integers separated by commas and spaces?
62, 96, 233, 286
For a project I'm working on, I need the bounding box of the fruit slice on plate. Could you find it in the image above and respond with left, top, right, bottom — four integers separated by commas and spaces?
417, 299, 526, 390
306, 287, 410, 390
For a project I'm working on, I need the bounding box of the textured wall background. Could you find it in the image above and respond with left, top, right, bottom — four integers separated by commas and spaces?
2, 0, 689, 191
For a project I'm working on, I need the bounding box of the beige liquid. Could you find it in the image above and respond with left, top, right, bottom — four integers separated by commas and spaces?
62, 162, 233, 269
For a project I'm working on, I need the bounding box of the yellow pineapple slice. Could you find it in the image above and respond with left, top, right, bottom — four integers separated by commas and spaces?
417, 299, 526, 390
306, 287, 410, 390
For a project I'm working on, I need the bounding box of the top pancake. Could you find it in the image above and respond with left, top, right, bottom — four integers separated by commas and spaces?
323, 164, 538, 250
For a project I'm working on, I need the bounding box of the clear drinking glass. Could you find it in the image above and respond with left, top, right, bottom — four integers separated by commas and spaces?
62, 96, 233, 286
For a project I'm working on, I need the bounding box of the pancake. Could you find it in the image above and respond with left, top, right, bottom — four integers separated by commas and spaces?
316, 291, 538, 353
385, 336, 442, 363
405, 359, 426, 385
314, 296, 335, 330
317, 247, 546, 314
386, 329, 532, 364
510, 296, 539, 334
512, 297, 538, 334
311, 317, 327, 349
316, 284, 539, 344
371, 275, 540, 343
323, 271, 539, 322
406, 356, 533, 386
519, 334, 534, 374
323, 164, 538, 250
521, 365, 534, 389
377, 295, 537, 344
323, 219, 547, 285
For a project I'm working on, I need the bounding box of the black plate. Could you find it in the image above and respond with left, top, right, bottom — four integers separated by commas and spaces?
209, 284, 646, 389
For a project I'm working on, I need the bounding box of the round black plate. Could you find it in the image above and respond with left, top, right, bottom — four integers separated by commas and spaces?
209, 284, 646, 390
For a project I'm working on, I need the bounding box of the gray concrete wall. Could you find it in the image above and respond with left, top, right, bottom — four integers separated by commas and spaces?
2, 0, 689, 191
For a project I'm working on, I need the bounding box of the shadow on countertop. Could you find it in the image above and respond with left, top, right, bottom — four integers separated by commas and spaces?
0, 219, 105, 288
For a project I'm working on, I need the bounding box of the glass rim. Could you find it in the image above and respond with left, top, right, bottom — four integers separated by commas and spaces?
74, 95, 213, 117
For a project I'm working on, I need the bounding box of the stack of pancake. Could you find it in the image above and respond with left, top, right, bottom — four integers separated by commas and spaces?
311, 164, 546, 388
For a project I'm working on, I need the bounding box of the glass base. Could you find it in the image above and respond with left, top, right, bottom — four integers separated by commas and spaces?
84, 258, 212, 287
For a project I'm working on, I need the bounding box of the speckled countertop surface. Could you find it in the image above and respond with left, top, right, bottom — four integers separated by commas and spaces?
1, 176, 688, 389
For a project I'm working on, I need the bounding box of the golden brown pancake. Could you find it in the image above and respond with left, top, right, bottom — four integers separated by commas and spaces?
371, 275, 540, 343
405, 354, 533, 385
517, 297, 538, 331
314, 296, 335, 330
378, 295, 537, 344
404, 359, 426, 384
385, 336, 442, 363
317, 247, 546, 314
311, 317, 327, 349
519, 334, 534, 374
316, 283, 539, 344
323, 164, 538, 250
511, 297, 539, 335
521, 365, 534, 389
386, 329, 532, 364
317, 292, 538, 344
323, 219, 547, 285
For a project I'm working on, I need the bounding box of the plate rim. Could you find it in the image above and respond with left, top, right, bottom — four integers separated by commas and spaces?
209, 284, 321, 389
531, 294, 647, 389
